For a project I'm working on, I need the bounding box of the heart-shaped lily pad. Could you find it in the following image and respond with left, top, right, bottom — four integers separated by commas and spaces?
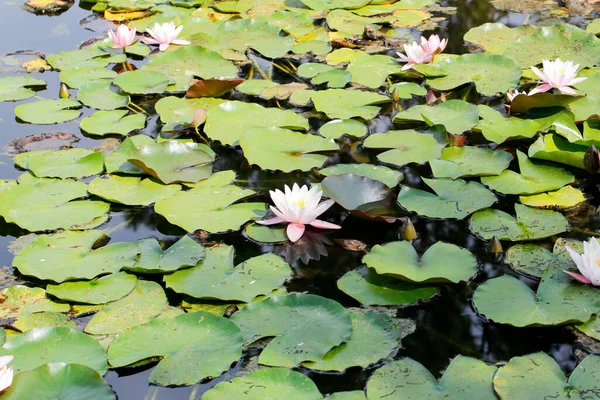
230, 293, 353, 367
0, 285, 70, 319
319, 164, 403, 187
394, 100, 478, 134
337, 266, 439, 306
494, 352, 600, 399
113, 70, 170, 94
107, 311, 242, 386
363, 128, 447, 167
126, 236, 204, 274
469, 204, 568, 241
14, 99, 82, 124
364, 241, 477, 283
504, 237, 580, 279
475, 105, 556, 144
13, 230, 140, 283
80, 110, 146, 137
397, 178, 497, 219
2, 363, 116, 400
14, 148, 104, 179
88, 175, 181, 206
203, 368, 321, 400
0, 75, 46, 102
473, 263, 600, 327
319, 119, 368, 139
104, 135, 156, 175
481, 151, 574, 195
367, 355, 497, 400
77, 80, 129, 110
164, 245, 291, 302
430, 146, 513, 179
46, 272, 137, 305
310, 89, 390, 120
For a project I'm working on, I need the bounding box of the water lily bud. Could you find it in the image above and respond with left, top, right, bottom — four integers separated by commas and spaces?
190, 108, 208, 127
487, 236, 503, 254
400, 218, 417, 240
59, 83, 70, 99
584, 145, 600, 174
448, 133, 467, 147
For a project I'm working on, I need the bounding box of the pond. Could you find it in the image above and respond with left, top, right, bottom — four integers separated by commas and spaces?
1, 0, 600, 399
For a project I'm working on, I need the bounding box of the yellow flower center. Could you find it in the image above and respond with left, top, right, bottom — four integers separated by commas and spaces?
558, 68, 565, 74
296, 199, 306, 208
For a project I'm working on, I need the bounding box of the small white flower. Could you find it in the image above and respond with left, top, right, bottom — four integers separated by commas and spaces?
564, 237, 600, 286
0, 355, 14, 393
529, 58, 587, 96
396, 42, 433, 71
505, 89, 527, 102
142, 21, 191, 52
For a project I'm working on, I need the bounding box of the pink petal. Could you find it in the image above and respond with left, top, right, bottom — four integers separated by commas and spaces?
256, 216, 285, 226
287, 223, 305, 242
172, 39, 191, 45
309, 219, 341, 230
142, 37, 160, 45
563, 270, 592, 285
557, 86, 578, 95
528, 83, 553, 96
0, 356, 13, 366
159, 43, 170, 51
401, 63, 413, 71
530, 65, 548, 82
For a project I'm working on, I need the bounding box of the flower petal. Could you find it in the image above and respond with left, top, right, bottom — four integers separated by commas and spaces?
309, 220, 341, 230
287, 223, 305, 242
528, 83, 553, 96
256, 216, 285, 226
563, 270, 593, 285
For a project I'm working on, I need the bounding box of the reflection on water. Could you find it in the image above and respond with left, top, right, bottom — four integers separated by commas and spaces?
0, 0, 596, 398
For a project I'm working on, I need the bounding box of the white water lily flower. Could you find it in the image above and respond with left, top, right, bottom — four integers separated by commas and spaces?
529, 58, 587, 96
420, 34, 448, 56
142, 21, 191, 52
564, 237, 600, 286
397, 42, 433, 71
505, 89, 527, 102
0, 355, 14, 394
257, 184, 341, 242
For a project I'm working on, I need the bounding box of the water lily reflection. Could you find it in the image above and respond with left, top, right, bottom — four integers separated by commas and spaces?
0, 355, 14, 394
142, 21, 191, 52
275, 231, 333, 265
564, 237, 600, 286
107, 24, 136, 49
257, 184, 341, 242
529, 58, 587, 95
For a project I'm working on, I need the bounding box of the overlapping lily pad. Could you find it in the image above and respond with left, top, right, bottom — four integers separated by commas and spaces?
14, 148, 104, 179
310, 89, 390, 120
104, 135, 156, 174
504, 238, 580, 279
0, 285, 70, 319
127, 236, 204, 274
319, 164, 403, 187
80, 110, 146, 137
77, 80, 129, 110
520, 186, 586, 209
394, 100, 478, 134
363, 128, 446, 167
46, 272, 137, 304
113, 70, 170, 94
89, 175, 181, 206
0, 75, 46, 102
430, 146, 512, 179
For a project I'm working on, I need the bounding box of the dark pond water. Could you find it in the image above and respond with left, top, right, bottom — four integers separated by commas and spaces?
0, 0, 597, 399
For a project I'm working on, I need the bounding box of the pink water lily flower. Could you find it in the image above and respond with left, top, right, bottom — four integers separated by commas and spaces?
529, 58, 587, 96
257, 184, 341, 242
108, 24, 137, 49
0, 355, 14, 394
142, 21, 191, 52
564, 237, 600, 286
397, 42, 433, 71
420, 34, 448, 56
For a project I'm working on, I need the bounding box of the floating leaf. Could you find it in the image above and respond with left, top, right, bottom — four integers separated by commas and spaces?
104, 135, 155, 175
430, 146, 512, 179
397, 178, 497, 219
155, 96, 226, 125
127, 235, 204, 274
464, 22, 536, 54
59, 67, 117, 89
394, 100, 478, 134
230, 293, 353, 367
364, 241, 477, 283
319, 164, 403, 187
469, 204, 568, 241
481, 151, 574, 195
46, 272, 137, 305
520, 186, 586, 209
107, 311, 242, 386
14, 230, 140, 283
164, 245, 291, 302
367, 356, 497, 400
389, 82, 427, 99
244, 223, 287, 243
14, 148, 104, 179
88, 175, 181, 206
504, 238, 580, 279
310, 89, 390, 120
0, 285, 70, 319
509, 93, 580, 115
77, 80, 129, 110
113, 70, 170, 94
319, 119, 368, 139
475, 104, 555, 144
347, 54, 403, 88
80, 110, 146, 137
12, 312, 75, 332
528, 134, 586, 170
363, 128, 447, 167
321, 174, 391, 211
299, 0, 370, 10
0, 75, 46, 102
186, 78, 244, 98
203, 368, 321, 400
14, 99, 81, 124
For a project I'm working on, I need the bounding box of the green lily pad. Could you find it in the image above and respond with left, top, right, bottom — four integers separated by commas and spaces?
236, 79, 279, 96
347, 54, 403, 88
504, 24, 600, 68
14, 99, 82, 124
244, 223, 287, 243
127, 235, 204, 274
481, 151, 575, 195
205, 101, 309, 146
430, 146, 513, 179
464, 22, 536, 54
113, 70, 170, 94
84, 280, 172, 335
59, 67, 117, 89
0, 327, 108, 374
2, 363, 116, 400
326, 10, 392, 36
419, 54, 521, 96
14, 148, 104, 179
0, 285, 70, 319
77, 80, 129, 110
240, 127, 337, 172
12, 312, 76, 332
397, 178, 497, 219
155, 96, 226, 125
13, 230, 140, 283
154, 175, 267, 233
394, 100, 478, 134
310, 89, 390, 120
389, 82, 427, 99
367, 356, 497, 400
88, 175, 181, 206
363, 128, 447, 167
494, 352, 600, 399
46, 47, 117, 70
127, 140, 214, 184
142, 45, 237, 91
203, 368, 322, 400
230, 293, 353, 367
473, 263, 600, 327
107, 311, 242, 386
337, 266, 439, 306
304, 311, 407, 371
475, 105, 555, 144
80, 110, 146, 137
520, 186, 586, 209
299, 0, 370, 10
321, 173, 391, 211
298, 63, 351, 88
319, 119, 368, 139
364, 241, 477, 283
104, 135, 156, 175
469, 203, 568, 241
504, 237, 581, 279
528, 134, 586, 170
164, 245, 291, 302
319, 164, 403, 187
0, 75, 46, 102
46, 272, 137, 305
0, 178, 109, 232
327, 391, 367, 400
510, 93, 581, 115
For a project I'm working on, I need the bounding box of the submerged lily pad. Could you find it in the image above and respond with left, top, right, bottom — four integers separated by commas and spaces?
0, 75, 46, 102
337, 266, 439, 306
394, 100, 478, 134
107, 311, 242, 386
89, 175, 181, 206
469, 204, 568, 241
363, 128, 447, 167
430, 147, 512, 179
14, 148, 104, 179
46, 272, 137, 305
80, 110, 146, 137
230, 293, 353, 367
364, 241, 477, 284
13, 230, 140, 283
164, 245, 291, 302
14, 99, 81, 124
